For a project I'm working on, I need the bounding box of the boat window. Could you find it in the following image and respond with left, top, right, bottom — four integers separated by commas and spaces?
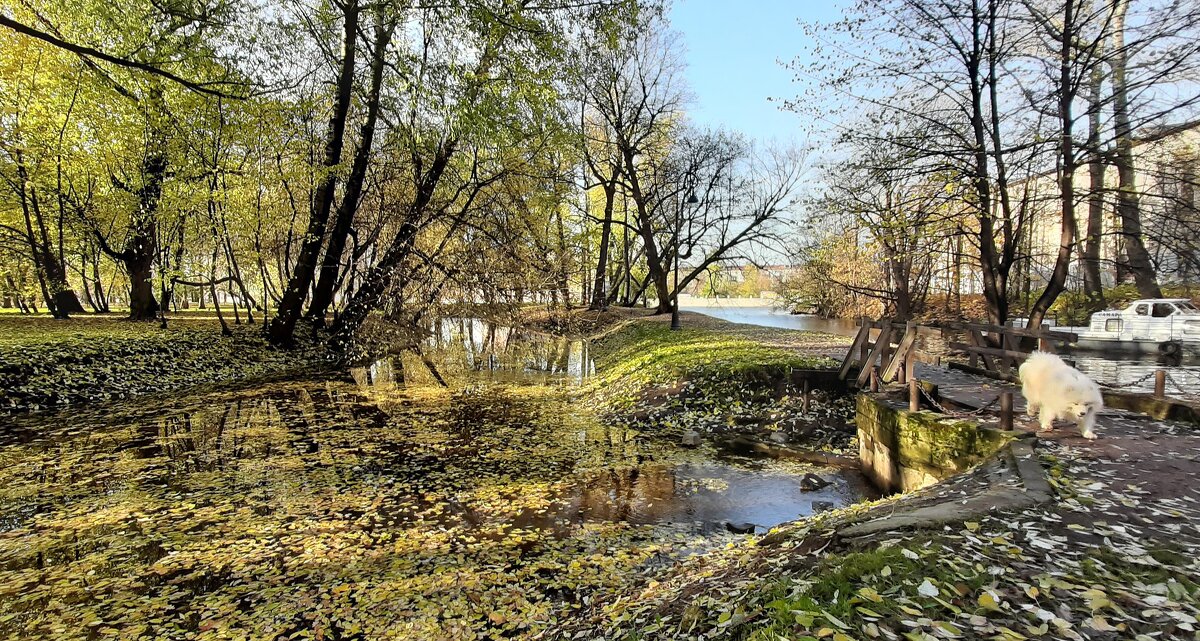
1105, 318, 1122, 332
1153, 303, 1176, 317
1177, 302, 1200, 315
1135, 304, 1149, 316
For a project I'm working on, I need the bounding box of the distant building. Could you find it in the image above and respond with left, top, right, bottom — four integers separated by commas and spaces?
1021, 121, 1200, 289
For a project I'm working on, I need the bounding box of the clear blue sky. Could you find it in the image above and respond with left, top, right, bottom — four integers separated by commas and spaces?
668, 1, 847, 143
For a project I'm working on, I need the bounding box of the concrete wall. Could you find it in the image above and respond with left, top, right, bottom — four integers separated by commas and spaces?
857, 394, 1013, 494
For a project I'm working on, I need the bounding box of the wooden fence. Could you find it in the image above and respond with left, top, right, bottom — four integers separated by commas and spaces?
839, 318, 1079, 386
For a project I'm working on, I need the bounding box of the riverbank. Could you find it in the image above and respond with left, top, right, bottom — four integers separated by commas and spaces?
0, 315, 325, 413
556, 383, 1200, 641
583, 314, 858, 453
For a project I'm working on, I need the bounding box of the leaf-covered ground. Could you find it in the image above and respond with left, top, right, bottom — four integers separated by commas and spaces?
0, 315, 324, 413
587, 315, 855, 455
558, 411, 1200, 641
0, 317, 868, 641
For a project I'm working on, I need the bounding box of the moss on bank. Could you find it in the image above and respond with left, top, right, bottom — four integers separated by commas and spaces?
589, 320, 839, 411
0, 316, 324, 412
579, 318, 858, 456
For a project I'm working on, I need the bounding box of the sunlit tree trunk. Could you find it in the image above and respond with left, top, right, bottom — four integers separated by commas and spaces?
269, 0, 360, 345
1110, 0, 1163, 298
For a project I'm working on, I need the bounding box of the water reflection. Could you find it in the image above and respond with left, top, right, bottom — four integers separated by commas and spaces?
1070, 355, 1200, 396
0, 334, 870, 636
682, 305, 859, 336
353, 318, 596, 388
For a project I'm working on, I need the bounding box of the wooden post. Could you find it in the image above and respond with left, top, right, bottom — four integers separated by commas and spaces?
905, 355, 916, 381
1155, 370, 1166, 398
909, 379, 919, 412
859, 317, 870, 364
839, 322, 872, 380
1000, 392, 1013, 431
856, 324, 894, 387
802, 379, 811, 414
869, 367, 879, 392
1038, 323, 1052, 352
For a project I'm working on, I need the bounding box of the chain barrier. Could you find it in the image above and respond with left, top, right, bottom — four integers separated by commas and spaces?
1096, 370, 1161, 390
1165, 373, 1196, 396
916, 383, 1001, 418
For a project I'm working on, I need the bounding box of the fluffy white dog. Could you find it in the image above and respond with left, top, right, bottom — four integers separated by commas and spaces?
1018, 351, 1103, 439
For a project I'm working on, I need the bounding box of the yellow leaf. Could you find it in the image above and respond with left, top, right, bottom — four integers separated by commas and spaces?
978, 591, 1001, 611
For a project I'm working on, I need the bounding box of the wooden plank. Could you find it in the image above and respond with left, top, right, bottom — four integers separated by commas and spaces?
881, 322, 917, 382
856, 325, 894, 387
838, 323, 870, 380
948, 360, 1020, 383
946, 321, 1077, 342
965, 329, 997, 371
948, 342, 1032, 361
1001, 332, 1016, 374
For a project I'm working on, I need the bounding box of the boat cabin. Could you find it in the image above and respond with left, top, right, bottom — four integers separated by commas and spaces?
1085, 298, 1200, 344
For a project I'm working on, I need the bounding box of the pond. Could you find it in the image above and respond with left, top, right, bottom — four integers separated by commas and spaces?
0, 324, 869, 640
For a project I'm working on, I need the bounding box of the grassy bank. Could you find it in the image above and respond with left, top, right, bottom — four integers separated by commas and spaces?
0, 315, 325, 412
590, 319, 839, 410
581, 315, 857, 453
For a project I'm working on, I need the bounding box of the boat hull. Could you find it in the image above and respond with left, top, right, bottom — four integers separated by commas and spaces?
1070, 337, 1200, 358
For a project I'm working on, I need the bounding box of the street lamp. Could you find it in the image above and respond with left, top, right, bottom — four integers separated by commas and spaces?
671, 192, 700, 331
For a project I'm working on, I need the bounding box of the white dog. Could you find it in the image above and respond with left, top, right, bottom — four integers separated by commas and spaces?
1018, 351, 1102, 439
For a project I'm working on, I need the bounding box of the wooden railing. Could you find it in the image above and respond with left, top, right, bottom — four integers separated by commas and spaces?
943, 321, 1077, 378
839, 318, 1079, 386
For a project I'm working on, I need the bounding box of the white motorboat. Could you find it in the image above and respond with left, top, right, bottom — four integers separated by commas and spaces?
1064, 298, 1200, 357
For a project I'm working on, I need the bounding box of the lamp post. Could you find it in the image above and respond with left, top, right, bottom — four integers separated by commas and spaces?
671, 192, 700, 331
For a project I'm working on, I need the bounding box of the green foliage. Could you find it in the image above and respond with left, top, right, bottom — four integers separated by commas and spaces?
0, 317, 322, 412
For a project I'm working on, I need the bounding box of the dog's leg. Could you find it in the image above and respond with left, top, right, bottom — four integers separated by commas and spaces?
1078, 411, 1098, 440
1025, 398, 1039, 417
1038, 407, 1054, 432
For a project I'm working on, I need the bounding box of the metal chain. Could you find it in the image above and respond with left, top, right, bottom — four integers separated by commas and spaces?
1165, 373, 1196, 396
917, 384, 1001, 418
1095, 370, 1161, 390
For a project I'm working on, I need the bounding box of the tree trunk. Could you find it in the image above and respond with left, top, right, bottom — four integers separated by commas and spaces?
623, 152, 671, 314
968, 1, 1004, 326
1082, 59, 1106, 310
268, 0, 361, 345
1027, 0, 1079, 329
1110, 0, 1163, 298
329, 141, 456, 345
590, 179, 617, 310
308, 16, 393, 324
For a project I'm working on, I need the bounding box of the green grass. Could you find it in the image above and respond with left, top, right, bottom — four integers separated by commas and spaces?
589, 321, 836, 412
742, 541, 993, 641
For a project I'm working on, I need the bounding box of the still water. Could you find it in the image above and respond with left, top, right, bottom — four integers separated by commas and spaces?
0, 322, 868, 639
